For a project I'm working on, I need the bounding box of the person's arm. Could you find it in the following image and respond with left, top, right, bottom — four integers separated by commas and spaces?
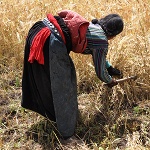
92, 46, 112, 83
92, 48, 118, 88
86, 24, 118, 86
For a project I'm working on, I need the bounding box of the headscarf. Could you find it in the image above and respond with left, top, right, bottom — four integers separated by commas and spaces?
92, 14, 124, 36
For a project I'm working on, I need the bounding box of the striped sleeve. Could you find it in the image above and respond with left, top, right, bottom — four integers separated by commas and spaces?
86, 24, 112, 83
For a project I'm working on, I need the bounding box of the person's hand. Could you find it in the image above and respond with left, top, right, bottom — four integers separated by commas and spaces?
107, 66, 122, 77
107, 79, 118, 88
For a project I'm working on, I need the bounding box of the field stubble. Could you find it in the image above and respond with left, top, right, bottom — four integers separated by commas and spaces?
0, 0, 150, 149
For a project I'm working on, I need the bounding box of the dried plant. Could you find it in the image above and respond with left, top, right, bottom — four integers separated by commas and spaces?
0, 0, 150, 149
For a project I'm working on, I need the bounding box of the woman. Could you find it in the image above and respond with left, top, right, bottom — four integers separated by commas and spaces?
22, 10, 124, 140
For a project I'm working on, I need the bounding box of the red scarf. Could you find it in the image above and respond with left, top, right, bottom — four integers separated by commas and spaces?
28, 14, 66, 64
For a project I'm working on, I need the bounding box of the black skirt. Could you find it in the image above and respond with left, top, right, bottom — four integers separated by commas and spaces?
22, 21, 78, 138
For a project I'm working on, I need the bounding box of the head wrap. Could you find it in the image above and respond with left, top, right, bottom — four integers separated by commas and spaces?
92, 14, 124, 36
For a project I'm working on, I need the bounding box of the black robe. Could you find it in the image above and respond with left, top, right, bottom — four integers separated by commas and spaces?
22, 21, 78, 138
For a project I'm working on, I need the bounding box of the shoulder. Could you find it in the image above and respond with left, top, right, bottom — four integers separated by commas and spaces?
87, 23, 108, 42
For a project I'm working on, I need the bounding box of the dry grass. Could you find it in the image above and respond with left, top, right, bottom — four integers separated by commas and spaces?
0, 0, 150, 149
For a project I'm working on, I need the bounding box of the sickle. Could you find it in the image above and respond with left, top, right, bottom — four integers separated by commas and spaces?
116, 75, 137, 83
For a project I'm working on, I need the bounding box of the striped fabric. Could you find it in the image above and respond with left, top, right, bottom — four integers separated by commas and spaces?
84, 23, 112, 83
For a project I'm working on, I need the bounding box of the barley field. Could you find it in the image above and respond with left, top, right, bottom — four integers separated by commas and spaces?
0, 0, 150, 149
